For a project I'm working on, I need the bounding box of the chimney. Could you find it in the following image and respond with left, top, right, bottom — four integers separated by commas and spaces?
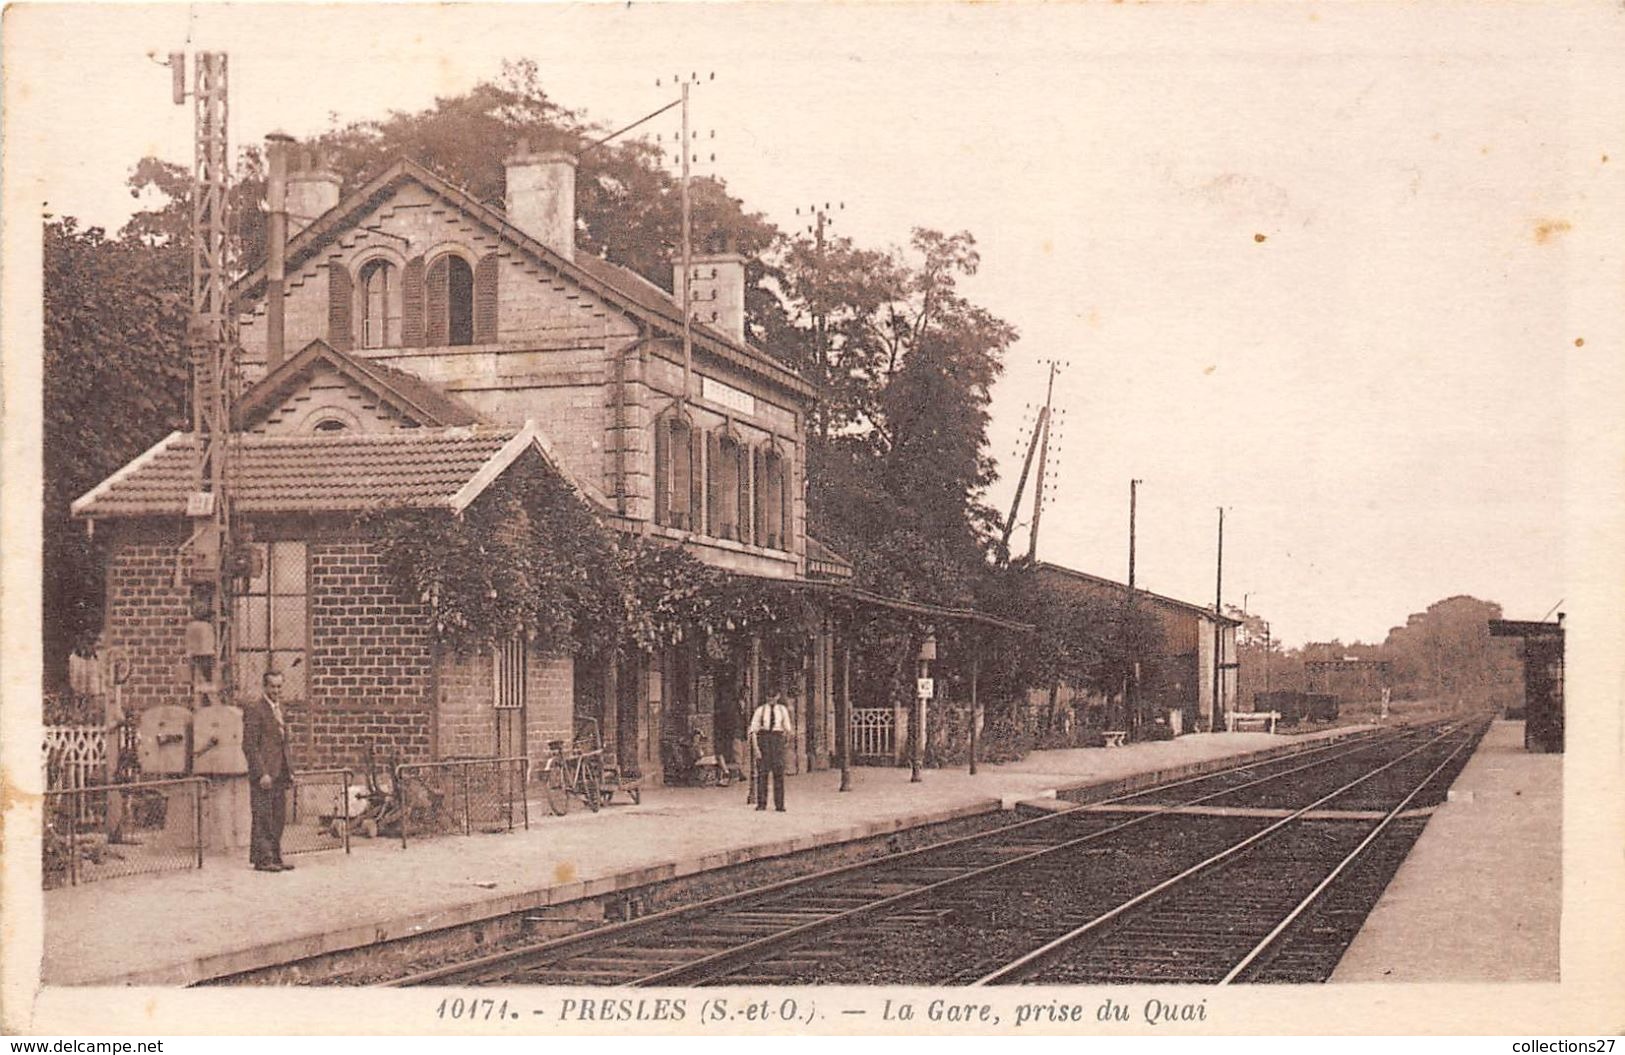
674, 252, 747, 345
286, 149, 341, 232
264, 132, 293, 368
504, 140, 577, 260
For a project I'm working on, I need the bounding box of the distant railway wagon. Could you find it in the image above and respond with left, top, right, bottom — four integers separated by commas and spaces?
1254, 691, 1340, 725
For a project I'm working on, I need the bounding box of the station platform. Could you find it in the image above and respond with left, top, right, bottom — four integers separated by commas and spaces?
40, 725, 1364, 987
1332, 719, 1561, 982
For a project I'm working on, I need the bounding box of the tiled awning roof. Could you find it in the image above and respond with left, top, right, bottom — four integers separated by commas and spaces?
72, 423, 592, 519
805, 535, 854, 580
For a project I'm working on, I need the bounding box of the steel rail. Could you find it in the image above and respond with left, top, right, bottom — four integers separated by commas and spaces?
1218, 723, 1482, 983
390, 725, 1409, 987
628, 726, 1434, 987
971, 721, 1472, 985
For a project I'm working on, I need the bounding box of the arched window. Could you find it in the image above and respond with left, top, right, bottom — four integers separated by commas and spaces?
312, 417, 349, 433
654, 413, 700, 531
426, 254, 476, 346
756, 445, 790, 550
358, 259, 400, 348
707, 431, 746, 542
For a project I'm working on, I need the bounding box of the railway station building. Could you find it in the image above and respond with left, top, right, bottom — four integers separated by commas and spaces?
1029, 562, 1239, 735
74, 145, 874, 785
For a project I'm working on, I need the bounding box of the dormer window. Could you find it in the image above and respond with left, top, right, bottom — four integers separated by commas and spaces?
359, 259, 400, 349
427, 254, 475, 347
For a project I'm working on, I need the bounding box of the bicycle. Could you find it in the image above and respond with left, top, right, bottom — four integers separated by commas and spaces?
539, 735, 602, 816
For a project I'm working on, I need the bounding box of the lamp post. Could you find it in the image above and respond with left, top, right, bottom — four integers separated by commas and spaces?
913, 630, 936, 783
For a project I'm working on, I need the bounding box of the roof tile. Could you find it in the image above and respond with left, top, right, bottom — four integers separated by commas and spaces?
75, 426, 521, 518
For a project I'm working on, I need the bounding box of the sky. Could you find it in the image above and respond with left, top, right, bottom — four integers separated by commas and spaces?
6, 2, 1619, 647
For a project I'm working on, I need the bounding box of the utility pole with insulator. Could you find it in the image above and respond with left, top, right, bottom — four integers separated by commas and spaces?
652, 71, 714, 410
1212, 506, 1225, 732
794, 201, 843, 441
1129, 478, 1142, 591
1127, 478, 1143, 737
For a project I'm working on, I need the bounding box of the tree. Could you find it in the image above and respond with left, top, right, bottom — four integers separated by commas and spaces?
1382, 595, 1521, 708
120, 61, 785, 340
783, 228, 1017, 608
43, 217, 190, 683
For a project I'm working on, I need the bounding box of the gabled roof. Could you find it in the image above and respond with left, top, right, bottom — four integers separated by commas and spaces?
233, 338, 483, 430
1033, 561, 1240, 626
231, 157, 814, 400
72, 421, 606, 520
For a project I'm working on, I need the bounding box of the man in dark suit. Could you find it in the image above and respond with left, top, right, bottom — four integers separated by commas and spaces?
242, 669, 294, 872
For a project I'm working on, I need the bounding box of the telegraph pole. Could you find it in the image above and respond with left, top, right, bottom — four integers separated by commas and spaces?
1001, 403, 1047, 557
1128, 478, 1142, 591
1000, 360, 1066, 561
1127, 478, 1143, 737
679, 78, 693, 406
1026, 362, 1057, 561
1215, 507, 1222, 728
641, 72, 715, 408
795, 201, 843, 441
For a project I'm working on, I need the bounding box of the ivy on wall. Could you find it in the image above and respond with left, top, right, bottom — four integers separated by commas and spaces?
362, 453, 820, 664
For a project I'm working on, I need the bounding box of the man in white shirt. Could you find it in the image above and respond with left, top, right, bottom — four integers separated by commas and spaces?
749, 693, 793, 812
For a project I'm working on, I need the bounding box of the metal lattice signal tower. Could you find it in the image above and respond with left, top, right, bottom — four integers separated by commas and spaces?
172, 49, 237, 705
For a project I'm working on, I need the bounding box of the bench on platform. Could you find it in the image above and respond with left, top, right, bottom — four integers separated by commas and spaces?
1103, 730, 1128, 748
1227, 711, 1280, 734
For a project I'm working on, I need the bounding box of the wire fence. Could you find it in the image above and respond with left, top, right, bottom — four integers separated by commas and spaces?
43, 777, 205, 889
394, 756, 530, 848
284, 769, 353, 856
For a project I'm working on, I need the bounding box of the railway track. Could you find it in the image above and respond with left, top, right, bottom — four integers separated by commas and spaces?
977, 719, 1485, 984
393, 721, 1483, 987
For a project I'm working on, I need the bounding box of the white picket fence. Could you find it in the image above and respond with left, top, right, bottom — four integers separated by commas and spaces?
43, 725, 107, 792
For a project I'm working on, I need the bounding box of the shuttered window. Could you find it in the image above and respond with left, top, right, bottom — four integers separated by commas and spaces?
760, 448, 787, 550
670, 418, 693, 530
707, 432, 744, 542
327, 264, 353, 351
656, 415, 700, 531
737, 442, 754, 546
401, 256, 425, 346
653, 416, 670, 526
474, 253, 500, 344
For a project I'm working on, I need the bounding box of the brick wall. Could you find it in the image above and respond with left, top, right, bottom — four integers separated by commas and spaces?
284, 703, 431, 774
438, 645, 573, 765
526, 653, 574, 761
302, 538, 435, 769
101, 529, 192, 714
437, 650, 494, 758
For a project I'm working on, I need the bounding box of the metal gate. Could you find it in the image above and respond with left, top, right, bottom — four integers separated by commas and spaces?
849, 708, 896, 760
